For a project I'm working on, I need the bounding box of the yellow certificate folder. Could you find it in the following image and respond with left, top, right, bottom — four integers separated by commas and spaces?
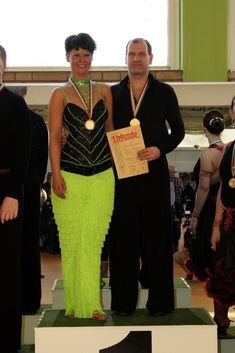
107, 125, 149, 179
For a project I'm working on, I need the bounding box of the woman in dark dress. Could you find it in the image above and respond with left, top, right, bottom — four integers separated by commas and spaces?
185, 110, 225, 280
205, 97, 235, 337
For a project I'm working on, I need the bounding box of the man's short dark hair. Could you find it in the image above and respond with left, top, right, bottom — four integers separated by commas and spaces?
125, 38, 152, 55
0, 45, 7, 64
65, 33, 96, 54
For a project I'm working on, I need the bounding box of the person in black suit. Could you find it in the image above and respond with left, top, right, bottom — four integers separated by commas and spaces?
0, 45, 31, 353
8, 86, 48, 313
109, 38, 185, 317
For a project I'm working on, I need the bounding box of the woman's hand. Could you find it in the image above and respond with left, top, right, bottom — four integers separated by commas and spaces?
52, 174, 67, 199
211, 227, 221, 251
0, 197, 19, 224
191, 217, 198, 236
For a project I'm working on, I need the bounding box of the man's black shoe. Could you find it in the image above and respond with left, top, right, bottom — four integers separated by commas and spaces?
113, 310, 133, 316
149, 310, 173, 317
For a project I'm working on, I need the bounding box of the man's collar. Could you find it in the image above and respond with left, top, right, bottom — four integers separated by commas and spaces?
121, 72, 155, 86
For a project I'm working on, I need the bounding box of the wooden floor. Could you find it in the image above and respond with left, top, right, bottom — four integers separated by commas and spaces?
40, 252, 235, 321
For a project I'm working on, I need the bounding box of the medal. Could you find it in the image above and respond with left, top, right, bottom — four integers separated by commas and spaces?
228, 177, 235, 188
129, 80, 148, 127
85, 119, 95, 130
130, 118, 140, 126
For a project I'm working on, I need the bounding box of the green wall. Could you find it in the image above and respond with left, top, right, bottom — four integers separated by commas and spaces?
181, 0, 228, 82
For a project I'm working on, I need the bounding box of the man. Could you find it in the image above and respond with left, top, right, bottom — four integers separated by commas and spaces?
8, 86, 48, 313
0, 45, 31, 353
109, 38, 185, 316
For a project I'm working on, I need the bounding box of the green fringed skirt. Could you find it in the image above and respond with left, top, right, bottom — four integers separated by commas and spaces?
52, 167, 114, 318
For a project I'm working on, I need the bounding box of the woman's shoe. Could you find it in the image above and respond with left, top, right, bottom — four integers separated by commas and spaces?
92, 311, 107, 320
67, 312, 75, 318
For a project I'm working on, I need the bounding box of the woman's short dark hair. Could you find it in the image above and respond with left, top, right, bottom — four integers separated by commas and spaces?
203, 110, 224, 135
65, 33, 96, 54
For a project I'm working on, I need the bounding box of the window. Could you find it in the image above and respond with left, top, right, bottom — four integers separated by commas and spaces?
1, 0, 178, 68
228, 0, 235, 70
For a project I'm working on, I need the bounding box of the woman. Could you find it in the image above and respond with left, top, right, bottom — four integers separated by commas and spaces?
185, 110, 225, 280
49, 33, 114, 320
205, 97, 235, 337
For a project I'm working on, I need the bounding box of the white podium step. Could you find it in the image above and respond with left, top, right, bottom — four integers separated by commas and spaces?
35, 308, 216, 353
21, 305, 51, 344
51, 277, 191, 310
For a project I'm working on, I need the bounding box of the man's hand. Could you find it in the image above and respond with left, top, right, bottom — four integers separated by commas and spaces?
137, 146, 161, 161
0, 197, 19, 224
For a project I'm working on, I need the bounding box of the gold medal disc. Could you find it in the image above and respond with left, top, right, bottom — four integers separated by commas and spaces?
228, 177, 235, 188
85, 119, 95, 131
130, 118, 140, 126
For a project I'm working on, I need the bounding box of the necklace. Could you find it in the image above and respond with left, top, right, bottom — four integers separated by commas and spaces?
72, 78, 89, 86
71, 78, 90, 105
69, 78, 95, 131
209, 139, 222, 146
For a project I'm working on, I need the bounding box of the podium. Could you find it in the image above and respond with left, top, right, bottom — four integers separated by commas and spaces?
35, 308, 217, 353
21, 305, 51, 344
51, 277, 192, 310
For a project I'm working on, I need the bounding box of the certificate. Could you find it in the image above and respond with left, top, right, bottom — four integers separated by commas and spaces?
107, 125, 149, 179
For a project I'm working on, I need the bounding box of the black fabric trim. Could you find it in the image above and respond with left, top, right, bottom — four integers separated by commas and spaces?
61, 160, 112, 176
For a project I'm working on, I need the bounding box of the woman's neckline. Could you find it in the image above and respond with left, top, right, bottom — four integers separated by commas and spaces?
209, 139, 222, 146
71, 77, 89, 85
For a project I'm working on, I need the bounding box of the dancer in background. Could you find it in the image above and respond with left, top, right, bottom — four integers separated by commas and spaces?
186, 110, 225, 280
206, 97, 235, 337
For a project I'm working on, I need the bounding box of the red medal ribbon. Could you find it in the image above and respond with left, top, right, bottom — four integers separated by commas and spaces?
69, 78, 93, 118
129, 80, 148, 119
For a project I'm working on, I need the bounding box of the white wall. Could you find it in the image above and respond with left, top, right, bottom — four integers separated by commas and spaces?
6, 81, 235, 106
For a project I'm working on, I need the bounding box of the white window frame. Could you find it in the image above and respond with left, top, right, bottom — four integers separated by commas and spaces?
228, 0, 235, 70
167, 0, 180, 69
